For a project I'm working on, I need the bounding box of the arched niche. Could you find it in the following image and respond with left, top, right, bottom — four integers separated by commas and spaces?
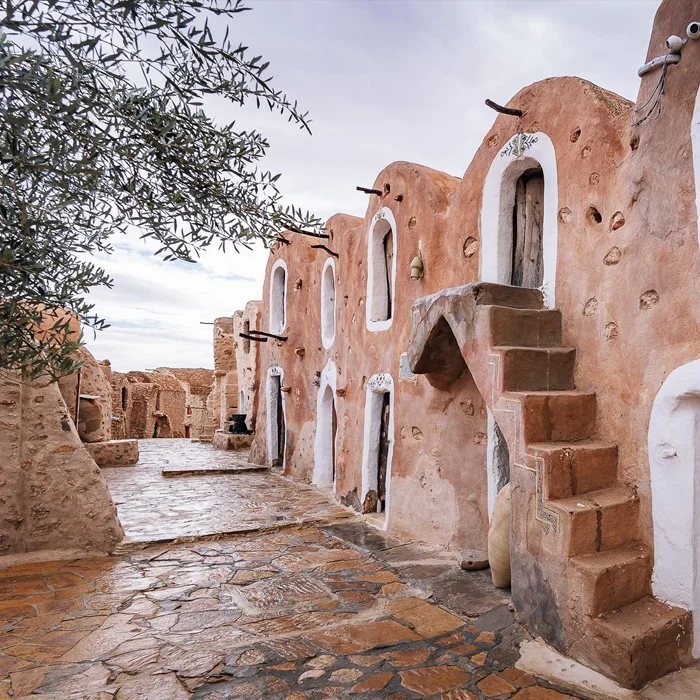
480, 132, 559, 307
269, 259, 287, 334
366, 207, 397, 332
313, 360, 338, 488
649, 359, 700, 657
321, 258, 336, 349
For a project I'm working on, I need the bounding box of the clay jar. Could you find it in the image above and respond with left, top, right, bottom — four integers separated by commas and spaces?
488, 483, 511, 588
78, 397, 103, 443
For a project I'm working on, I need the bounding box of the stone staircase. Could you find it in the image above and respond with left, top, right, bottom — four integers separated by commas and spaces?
408, 282, 692, 689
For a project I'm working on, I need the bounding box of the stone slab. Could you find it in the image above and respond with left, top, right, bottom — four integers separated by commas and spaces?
161, 463, 267, 477
85, 439, 139, 467
212, 431, 254, 452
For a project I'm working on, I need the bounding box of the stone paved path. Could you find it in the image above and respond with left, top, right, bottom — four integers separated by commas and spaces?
103, 440, 352, 544
0, 440, 592, 698
0, 526, 587, 699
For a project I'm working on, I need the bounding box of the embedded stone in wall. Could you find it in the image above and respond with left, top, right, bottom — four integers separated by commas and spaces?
639, 290, 659, 310
604, 247, 621, 265
583, 298, 598, 316
85, 439, 139, 467
610, 211, 625, 230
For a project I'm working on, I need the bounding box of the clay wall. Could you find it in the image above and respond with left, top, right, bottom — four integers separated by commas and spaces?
250, 162, 495, 553
155, 368, 213, 439
57, 347, 113, 443
0, 372, 123, 555
248, 0, 700, 561
233, 301, 262, 433
211, 317, 238, 431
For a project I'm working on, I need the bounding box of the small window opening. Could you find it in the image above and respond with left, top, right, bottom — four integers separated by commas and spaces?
321, 260, 336, 347
186, 406, 192, 416
270, 264, 287, 333
370, 219, 395, 322
121, 387, 127, 410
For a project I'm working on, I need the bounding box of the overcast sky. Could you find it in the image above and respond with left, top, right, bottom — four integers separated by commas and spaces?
85, 0, 660, 372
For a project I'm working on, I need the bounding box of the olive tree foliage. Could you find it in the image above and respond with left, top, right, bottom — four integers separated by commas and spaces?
0, 0, 321, 380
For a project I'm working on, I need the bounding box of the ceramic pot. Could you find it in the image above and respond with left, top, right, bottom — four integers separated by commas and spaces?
488, 482, 511, 588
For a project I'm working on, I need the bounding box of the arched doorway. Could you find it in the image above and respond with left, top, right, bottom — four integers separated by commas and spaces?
313, 360, 338, 488
361, 373, 394, 526
480, 132, 558, 306
266, 366, 286, 468
649, 359, 700, 657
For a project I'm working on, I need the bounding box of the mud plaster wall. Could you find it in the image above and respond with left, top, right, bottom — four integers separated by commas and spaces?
250, 0, 700, 561
212, 317, 238, 430
57, 347, 113, 443
0, 373, 123, 555
109, 371, 132, 440
251, 162, 493, 553
233, 301, 262, 433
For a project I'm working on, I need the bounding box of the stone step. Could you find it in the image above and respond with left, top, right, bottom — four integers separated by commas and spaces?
488, 306, 562, 348
529, 441, 618, 499
497, 347, 576, 392
509, 391, 597, 443
570, 596, 692, 690
548, 486, 639, 557
571, 544, 650, 616
473, 282, 544, 309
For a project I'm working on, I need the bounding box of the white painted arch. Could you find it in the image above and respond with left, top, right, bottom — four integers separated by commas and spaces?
692, 82, 700, 259
366, 207, 398, 332
649, 359, 700, 657
312, 359, 337, 489
321, 257, 336, 349
480, 132, 559, 307
360, 372, 395, 530
269, 259, 287, 334
265, 365, 286, 469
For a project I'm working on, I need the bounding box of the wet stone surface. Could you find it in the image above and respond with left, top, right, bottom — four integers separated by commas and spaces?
0, 441, 589, 698
0, 528, 588, 698
103, 440, 353, 543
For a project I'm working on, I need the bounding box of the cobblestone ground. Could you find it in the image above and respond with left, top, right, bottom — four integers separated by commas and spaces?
0, 441, 590, 699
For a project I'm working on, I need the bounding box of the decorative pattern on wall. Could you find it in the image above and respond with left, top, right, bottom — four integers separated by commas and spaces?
367, 372, 392, 393
500, 132, 539, 158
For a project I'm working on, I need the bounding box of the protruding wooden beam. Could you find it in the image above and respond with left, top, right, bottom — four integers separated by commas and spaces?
239, 332, 267, 343
356, 186, 383, 196
485, 99, 523, 117
311, 244, 339, 258
247, 329, 289, 342
287, 226, 329, 240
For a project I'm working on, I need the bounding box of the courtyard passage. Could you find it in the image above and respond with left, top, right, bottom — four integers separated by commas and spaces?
0, 440, 589, 698
103, 439, 352, 543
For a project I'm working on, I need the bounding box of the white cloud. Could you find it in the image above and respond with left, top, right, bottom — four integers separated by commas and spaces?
85, 0, 660, 370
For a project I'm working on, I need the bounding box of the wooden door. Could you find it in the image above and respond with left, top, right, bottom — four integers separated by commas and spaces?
512, 168, 544, 288
377, 393, 391, 513
331, 399, 338, 483
272, 375, 285, 467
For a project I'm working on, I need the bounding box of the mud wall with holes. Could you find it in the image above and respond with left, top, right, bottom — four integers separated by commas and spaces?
0, 373, 123, 555
234, 301, 263, 435
250, 162, 494, 554
249, 0, 700, 560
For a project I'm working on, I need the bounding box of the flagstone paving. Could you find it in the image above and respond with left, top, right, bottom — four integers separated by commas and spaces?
0, 441, 591, 698
102, 440, 353, 544
0, 525, 589, 698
